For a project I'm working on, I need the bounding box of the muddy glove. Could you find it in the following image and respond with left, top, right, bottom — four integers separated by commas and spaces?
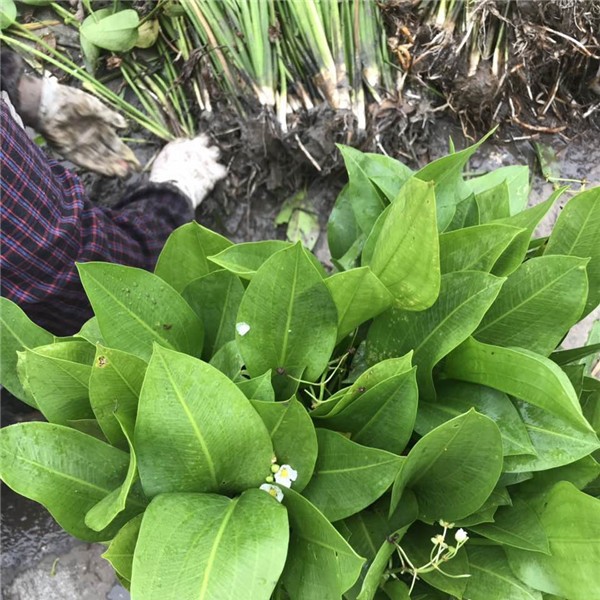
149, 136, 227, 208
35, 77, 140, 177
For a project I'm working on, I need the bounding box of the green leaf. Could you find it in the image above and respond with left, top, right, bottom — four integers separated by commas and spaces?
77, 262, 204, 361
316, 368, 418, 455
390, 410, 503, 521
365, 178, 440, 310
0, 297, 53, 404
506, 482, 600, 600
80, 8, 139, 52
491, 188, 564, 276
209, 240, 290, 279
466, 165, 530, 215
550, 343, 600, 367
276, 191, 320, 250
131, 490, 289, 600
209, 339, 244, 381
471, 497, 549, 554
0, 422, 140, 541
356, 539, 402, 600
328, 184, 362, 260
236, 372, 275, 402
502, 399, 600, 472
89, 345, 146, 449
21, 342, 94, 425
545, 186, 600, 317
281, 488, 364, 599
0, 0, 16, 31
76, 316, 105, 345
250, 397, 318, 492
415, 382, 535, 457
473, 181, 511, 223
325, 267, 393, 341
400, 522, 470, 597
444, 338, 595, 430
302, 429, 403, 522
85, 412, 147, 532
438, 223, 523, 274
102, 513, 143, 583
465, 545, 543, 600
367, 271, 504, 399
135, 345, 273, 497
446, 194, 479, 231
154, 222, 232, 292
182, 270, 244, 360
415, 130, 494, 231
236, 243, 338, 399
475, 256, 588, 355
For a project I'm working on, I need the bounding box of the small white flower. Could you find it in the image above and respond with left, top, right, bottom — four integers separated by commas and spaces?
236, 322, 251, 336
274, 464, 298, 488
259, 483, 283, 502
454, 528, 469, 543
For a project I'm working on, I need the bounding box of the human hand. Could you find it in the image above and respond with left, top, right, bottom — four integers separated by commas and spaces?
149, 136, 227, 208
36, 78, 140, 178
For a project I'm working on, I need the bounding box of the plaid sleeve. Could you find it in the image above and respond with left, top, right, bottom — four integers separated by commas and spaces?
0, 100, 194, 335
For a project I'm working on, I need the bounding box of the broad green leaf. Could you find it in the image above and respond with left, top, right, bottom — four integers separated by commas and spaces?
80, 8, 139, 52
302, 429, 403, 522
444, 338, 595, 430
135, 345, 273, 497
209, 339, 244, 381
325, 267, 393, 341
77, 262, 203, 361
102, 513, 143, 583
491, 188, 564, 276
466, 165, 530, 215
328, 184, 362, 260
275, 191, 320, 250
415, 131, 494, 231
446, 193, 479, 231
337, 145, 389, 235
182, 270, 244, 359
550, 342, 600, 367
506, 482, 600, 600
473, 181, 511, 222
390, 410, 503, 521
21, 343, 94, 425
361, 204, 390, 267
236, 243, 338, 399
89, 345, 146, 449
545, 186, 600, 317
356, 537, 405, 600
366, 178, 440, 310
67, 419, 106, 440
367, 271, 504, 399
475, 256, 588, 355
135, 18, 159, 48
281, 488, 364, 599
154, 222, 231, 292
383, 581, 411, 600
236, 372, 275, 402
209, 240, 290, 279
438, 223, 523, 274
0, 0, 16, 29
502, 399, 600, 472
582, 319, 600, 376
316, 368, 418, 455
76, 316, 105, 345
85, 412, 147, 532
311, 354, 414, 418
250, 397, 318, 492
400, 523, 470, 598
0, 297, 53, 404
131, 490, 288, 600
471, 497, 549, 553
415, 382, 535, 457
465, 545, 543, 600
0, 422, 141, 541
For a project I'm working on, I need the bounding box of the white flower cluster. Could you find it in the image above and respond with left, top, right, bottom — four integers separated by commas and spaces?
259, 462, 298, 503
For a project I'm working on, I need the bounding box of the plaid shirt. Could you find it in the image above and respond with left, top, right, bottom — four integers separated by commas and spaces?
1, 100, 194, 335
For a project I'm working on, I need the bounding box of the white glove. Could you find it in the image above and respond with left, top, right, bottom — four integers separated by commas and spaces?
149, 136, 227, 208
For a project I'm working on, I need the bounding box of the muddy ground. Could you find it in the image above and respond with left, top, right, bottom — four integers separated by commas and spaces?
2, 114, 599, 599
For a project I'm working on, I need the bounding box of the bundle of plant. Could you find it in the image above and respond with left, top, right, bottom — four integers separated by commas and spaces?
381, 0, 600, 132
1, 133, 599, 600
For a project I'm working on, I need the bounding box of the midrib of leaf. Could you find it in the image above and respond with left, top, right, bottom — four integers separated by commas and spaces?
318, 457, 399, 475
553, 203, 593, 255
111, 359, 142, 399
87, 274, 177, 350
525, 422, 597, 442
411, 280, 501, 358
469, 561, 539, 598
476, 262, 582, 334
1, 317, 44, 352
293, 530, 354, 556
197, 499, 238, 599
269, 405, 288, 437
278, 249, 301, 367
475, 523, 546, 550
159, 352, 218, 488
39, 354, 91, 387
357, 513, 379, 556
